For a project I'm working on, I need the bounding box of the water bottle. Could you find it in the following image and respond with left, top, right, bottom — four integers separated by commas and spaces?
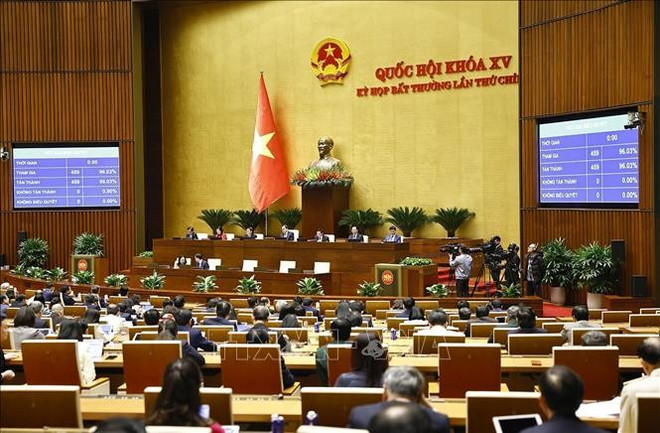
271, 414, 279, 433
390, 328, 397, 341
198, 404, 210, 420
277, 416, 285, 433
313, 322, 320, 333
305, 410, 318, 426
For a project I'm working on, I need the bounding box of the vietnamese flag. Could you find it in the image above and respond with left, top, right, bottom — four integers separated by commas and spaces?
248, 74, 290, 212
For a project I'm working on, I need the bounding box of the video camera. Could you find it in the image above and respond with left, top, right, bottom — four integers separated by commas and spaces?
439, 243, 462, 256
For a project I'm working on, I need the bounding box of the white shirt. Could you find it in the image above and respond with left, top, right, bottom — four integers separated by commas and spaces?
618, 368, 660, 433
102, 314, 125, 334
415, 325, 464, 336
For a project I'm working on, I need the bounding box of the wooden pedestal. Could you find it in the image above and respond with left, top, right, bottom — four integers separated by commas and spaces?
70, 255, 108, 285
301, 186, 350, 238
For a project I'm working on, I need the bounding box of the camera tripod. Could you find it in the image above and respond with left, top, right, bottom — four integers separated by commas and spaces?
470, 255, 501, 297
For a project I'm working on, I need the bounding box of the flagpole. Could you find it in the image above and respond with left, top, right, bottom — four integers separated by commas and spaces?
265, 207, 269, 236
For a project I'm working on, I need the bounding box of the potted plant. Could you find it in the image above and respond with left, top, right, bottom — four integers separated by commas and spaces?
540, 238, 574, 306
385, 206, 428, 237
73, 233, 104, 256
72, 270, 95, 285
193, 275, 218, 293
105, 273, 128, 288
271, 208, 303, 229
236, 275, 261, 294
290, 164, 354, 188
198, 209, 234, 233
232, 209, 266, 232
357, 281, 383, 297
141, 270, 166, 290
338, 209, 383, 236
25, 266, 46, 280
430, 207, 475, 237
46, 267, 67, 282
297, 277, 325, 296
17, 237, 49, 268
501, 282, 522, 298
138, 251, 153, 258
133, 251, 155, 267
399, 257, 434, 266
425, 283, 448, 298
572, 242, 617, 309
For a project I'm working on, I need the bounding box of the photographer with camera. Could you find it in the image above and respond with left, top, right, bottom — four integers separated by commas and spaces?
483, 235, 505, 289
449, 244, 473, 297
503, 243, 521, 287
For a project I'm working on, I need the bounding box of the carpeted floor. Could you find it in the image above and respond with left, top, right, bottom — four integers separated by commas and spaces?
542, 302, 572, 318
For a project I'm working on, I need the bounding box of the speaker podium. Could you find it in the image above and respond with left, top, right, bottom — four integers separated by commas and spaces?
301, 186, 350, 239
70, 255, 108, 285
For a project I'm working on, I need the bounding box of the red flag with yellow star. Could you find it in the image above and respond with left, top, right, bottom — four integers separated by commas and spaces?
248, 74, 290, 212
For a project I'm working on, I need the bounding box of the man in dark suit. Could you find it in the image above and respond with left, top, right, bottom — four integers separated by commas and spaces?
194, 253, 210, 270
383, 226, 402, 243
242, 227, 257, 239
368, 402, 432, 433
313, 229, 329, 242
302, 298, 320, 318
30, 301, 49, 329
202, 301, 237, 330
58, 287, 76, 306
281, 225, 295, 241
82, 294, 100, 310
10, 294, 27, 308
509, 307, 548, 335
348, 366, 450, 433
519, 366, 607, 433
175, 308, 216, 352
185, 226, 198, 239
347, 225, 364, 243
464, 305, 498, 337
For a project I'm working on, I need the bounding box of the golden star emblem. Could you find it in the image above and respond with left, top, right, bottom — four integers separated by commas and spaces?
252, 129, 276, 160
324, 44, 336, 58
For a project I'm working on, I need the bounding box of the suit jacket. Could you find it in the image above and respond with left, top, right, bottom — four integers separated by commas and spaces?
181, 341, 205, 367
202, 317, 237, 330
348, 401, 450, 433
33, 318, 49, 329
61, 294, 76, 306
618, 369, 660, 433
178, 325, 216, 352
283, 231, 294, 241
315, 235, 329, 242
383, 234, 402, 243
198, 260, 210, 270
520, 415, 607, 433
347, 234, 364, 243
509, 327, 548, 334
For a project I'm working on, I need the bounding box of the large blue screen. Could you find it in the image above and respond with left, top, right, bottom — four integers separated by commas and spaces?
538, 114, 639, 206
13, 144, 120, 209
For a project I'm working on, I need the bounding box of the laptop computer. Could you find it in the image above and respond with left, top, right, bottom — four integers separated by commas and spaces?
492, 414, 542, 433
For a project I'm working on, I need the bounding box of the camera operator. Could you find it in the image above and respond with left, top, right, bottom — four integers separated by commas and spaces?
523, 243, 545, 297
484, 235, 505, 289
449, 244, 473, 297
503, 243, 521, 287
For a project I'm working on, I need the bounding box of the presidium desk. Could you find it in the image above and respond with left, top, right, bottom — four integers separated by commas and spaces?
148, 238, 410, 296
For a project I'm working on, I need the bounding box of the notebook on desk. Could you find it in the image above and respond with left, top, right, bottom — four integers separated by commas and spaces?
80, 339, 105, 360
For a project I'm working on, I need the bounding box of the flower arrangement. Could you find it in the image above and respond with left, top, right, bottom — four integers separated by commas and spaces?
290, 164, 354, 188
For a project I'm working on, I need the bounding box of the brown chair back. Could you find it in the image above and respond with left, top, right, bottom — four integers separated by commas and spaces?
629, 314, 660, 327
451, 320, 468, 332
137, 331, 189, 343
399, 322, 428, 337
534, 318, 556, 328
219, 344, 283, 394
470, 323, 506, 338
365, 300, 391, 316
148, 296, 170, 308
571, 327, 619, 345
0, 385, 82, 428
326, 343, 354, 386
298, 316, 318, 327
62, 306, 87, 318
267, 319, 283, 328
553, 346, 619, 400
237, 313, 254, 324
637, 393, 660, 433
639, 308, 660, 315
610, 334, 657, 356
385, 317, 407, 331
413, 333, 465, 354
128, 325, 159, 340
5, 307, 19, 319
122, 341, 182, 394
438, 344, 501, 398
416, 300, 440, 312
228, 330, 276, 344
144, 386, 233, 425
109, 296, 127, 304
507, 334, 564, 355
352, 327, 383, 340
319, 300, 341, 314
300, 387, 384, 427
205, 326, 236, 342
466, 391, 543, 433
601, 310, 632, 323
229, 298, 249, 308
588, 308, 607, 320
541, 322, 566, 333
271, 327, 309, 343
22, 340, 82, 386
493, 327, 518, 348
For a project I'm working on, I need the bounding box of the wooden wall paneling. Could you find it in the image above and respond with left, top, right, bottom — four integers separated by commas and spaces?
520, 0, 657, 301
0, 0, 135, 273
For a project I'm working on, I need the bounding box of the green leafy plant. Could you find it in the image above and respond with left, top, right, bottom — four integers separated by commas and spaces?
430, 207, 475, 237
72, 270, 95, 285
46, 267, 67, 282
399, 257, 434, 266
198, 209, 234, 232
501, 282, 522, 298
357, 281, 383, 297
25, 266, 46, 280
73, 233, 104, 256
296, 277, 325, 296
339, 209, 383, 235
425, 283, 448, 297
193, 275, 218, 293
290, 164, 354, 188
141, 270, 166, 290
540, 238, 574, 288
385, 207, 428, 237
271, 208, 303, 229
232, 209, 265, 231
105, 273, 128, 288
236, 275, 262, 294
10, 263, 26, 276
572, 242, 617, 294
18, 237, 49, 268
138, 251, 154, 258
